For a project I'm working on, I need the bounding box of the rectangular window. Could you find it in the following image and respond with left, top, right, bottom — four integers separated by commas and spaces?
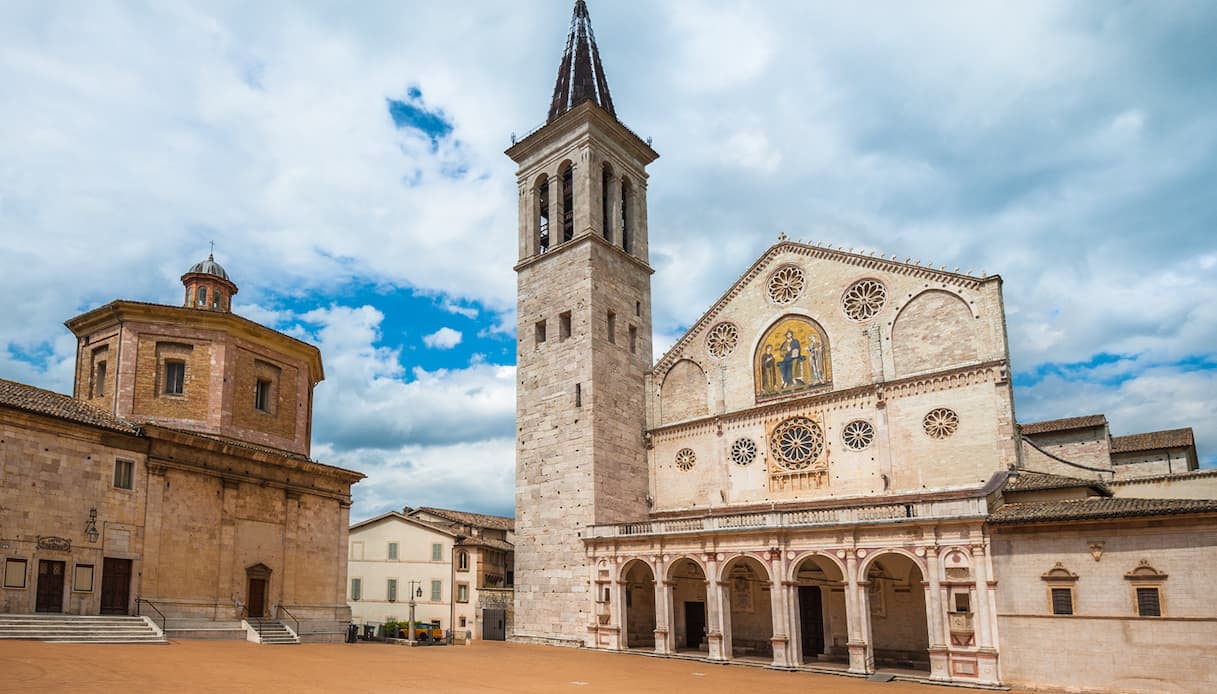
635, 301, 641, 317
559, 311, 572, 341
459, 616, 467, 628
431, 580, 442, 602
350, 577, 361, 601
606, 310, 616, 344
629, 325, 638, 354
197, 286, 208, 306
73, 564, 95, 592
574, 383, 582, 408
164, 360, 185, 395
954, 592, 971, 613
1050, 588, 1073, 615
387, 578, 398, 602
535, 320, 546, 345
432, 543, 442, 561
3, 558, 27, 588
1136, 587, 1161, 617
387, 543, 398, 560
255, 379, 272, 413
113, 459, 134, 490
456, 583, 469, 603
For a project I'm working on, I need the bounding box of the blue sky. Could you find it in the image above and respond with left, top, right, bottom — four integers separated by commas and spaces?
2, 1, 1215, 521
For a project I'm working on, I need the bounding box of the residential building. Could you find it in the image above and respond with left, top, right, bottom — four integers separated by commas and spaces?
347, 506, 513, 640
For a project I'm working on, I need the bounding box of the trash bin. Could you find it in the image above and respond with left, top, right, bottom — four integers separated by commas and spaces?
347, 624, 358, 643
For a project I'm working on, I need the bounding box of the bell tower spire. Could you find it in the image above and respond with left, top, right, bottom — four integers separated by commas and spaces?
549, 0, 615, 122
507, 1, 658, 645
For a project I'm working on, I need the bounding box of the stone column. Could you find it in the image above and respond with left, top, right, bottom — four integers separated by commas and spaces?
519, 184, 532, 258
705, 555, 726, 661
141, 463, 168, 598
605, 174, 621, 245
654, 574, 671, 655
845, 551, 871, 674
548, 169, 564, 246
281, 489, 301, 612
334, 500, 352, 623
768, 551, 792, 668
635, 182, 650, 261
971, 544, 1000, 686
216, 477, 240, 618
925, 547, 950, 681
609, 577, 626, 651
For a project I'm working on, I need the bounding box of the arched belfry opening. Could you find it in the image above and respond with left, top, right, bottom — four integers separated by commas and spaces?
560, 161, 574, 242
601, 162, 615, 241
535, 173, 551, 254
620, 176, 633, 253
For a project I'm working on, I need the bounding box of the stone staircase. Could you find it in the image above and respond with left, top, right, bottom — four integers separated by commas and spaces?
0, 614, 166, 644
246, 618, 299, 645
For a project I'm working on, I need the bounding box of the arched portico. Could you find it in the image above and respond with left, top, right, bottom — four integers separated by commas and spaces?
860, 551, 931, 672
719, 554, 774, 661
667, 557, 708, 654
621, 560, 656, 649
789, 552, 848, 665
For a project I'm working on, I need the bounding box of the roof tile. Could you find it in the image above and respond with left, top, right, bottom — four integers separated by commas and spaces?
990, 497, 1217, 524
1020, 414, 1107, 436
0, 378, 138, 434
413, 506, 514, 531
1110, 428, 1195, 454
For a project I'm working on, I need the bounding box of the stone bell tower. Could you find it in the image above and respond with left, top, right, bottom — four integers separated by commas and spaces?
507, 0, 658, 644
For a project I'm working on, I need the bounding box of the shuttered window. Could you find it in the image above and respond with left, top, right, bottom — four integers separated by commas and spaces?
431, 580, 442, 602
387, 579, 398, 602
1136, 587, 1161, 617
350, 578, 361, 601
1050, 588, 1073, 615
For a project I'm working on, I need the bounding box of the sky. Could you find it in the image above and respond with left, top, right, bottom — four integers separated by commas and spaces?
2, 0, 1215, 521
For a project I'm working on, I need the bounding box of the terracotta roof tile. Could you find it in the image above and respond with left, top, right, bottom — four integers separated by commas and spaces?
1110, 428, 1195, 454
413, 506, 514, 531
1004, 470, 1109, 496
1020, 414, 1107, 436
457, 536, 514, 552
0, 378, 138, 434
989, 497, 1217, 524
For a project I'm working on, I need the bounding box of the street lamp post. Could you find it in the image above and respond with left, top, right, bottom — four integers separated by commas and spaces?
406, 580, 423, 643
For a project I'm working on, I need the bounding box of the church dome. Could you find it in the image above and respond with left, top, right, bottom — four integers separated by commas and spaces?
187, 253, 230, 281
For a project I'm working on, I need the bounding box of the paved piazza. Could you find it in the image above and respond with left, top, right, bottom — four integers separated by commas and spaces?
0, 640, 1036, 693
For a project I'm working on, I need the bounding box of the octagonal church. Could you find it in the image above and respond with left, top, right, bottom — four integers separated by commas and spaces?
510, 4, 1217, 693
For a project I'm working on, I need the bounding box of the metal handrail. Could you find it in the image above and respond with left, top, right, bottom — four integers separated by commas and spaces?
136, 598, 167, 634
278, 604, 301, 637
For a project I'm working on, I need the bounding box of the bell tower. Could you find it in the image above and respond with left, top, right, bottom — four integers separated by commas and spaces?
507, 0, 658, 644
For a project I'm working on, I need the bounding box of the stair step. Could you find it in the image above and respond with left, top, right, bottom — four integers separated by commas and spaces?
0, 613, 164, 644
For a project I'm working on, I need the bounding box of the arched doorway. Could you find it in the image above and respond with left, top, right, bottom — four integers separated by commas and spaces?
791, 554, 847, 664
865, 553, 930, 671
722, 556, 773, 661
668, 558, 707, 653
622, 560, 656, 649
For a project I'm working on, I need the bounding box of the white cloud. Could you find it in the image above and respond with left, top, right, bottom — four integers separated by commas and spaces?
422, 327, 462, 350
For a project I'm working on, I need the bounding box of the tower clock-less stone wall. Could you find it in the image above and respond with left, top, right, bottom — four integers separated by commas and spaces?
509, 101, 658, 644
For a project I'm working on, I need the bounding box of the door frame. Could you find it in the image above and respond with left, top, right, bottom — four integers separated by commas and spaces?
36, 559, 67, 613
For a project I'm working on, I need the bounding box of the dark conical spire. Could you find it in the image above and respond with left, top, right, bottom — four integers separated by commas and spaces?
548, 0, 616, 123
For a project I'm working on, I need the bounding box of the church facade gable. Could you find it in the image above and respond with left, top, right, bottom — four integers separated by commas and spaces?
645, 245, 1017, 511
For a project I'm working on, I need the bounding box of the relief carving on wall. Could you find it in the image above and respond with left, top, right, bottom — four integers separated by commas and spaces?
37, 536, 71, 552
754, 315, 831, 402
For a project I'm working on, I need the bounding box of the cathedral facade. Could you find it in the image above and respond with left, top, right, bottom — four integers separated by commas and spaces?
511, 4, 1216, 692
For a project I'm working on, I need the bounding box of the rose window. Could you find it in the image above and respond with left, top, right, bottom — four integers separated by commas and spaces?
769, 417, 824, 471
730, 438, 757, 466
842, 420, 875, 451
842, 279, 887, 322
767, 265, 805, 305
923, 408, 959, 439
675, 447, 697, 471
705, 322, 739, 358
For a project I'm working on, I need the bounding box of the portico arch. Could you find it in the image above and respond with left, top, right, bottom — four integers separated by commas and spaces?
861, 552, 930, 671
621, 559, 657, 649
667, 557, 708, 653
790, 552, 847, 664
720, 554, 774, 660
